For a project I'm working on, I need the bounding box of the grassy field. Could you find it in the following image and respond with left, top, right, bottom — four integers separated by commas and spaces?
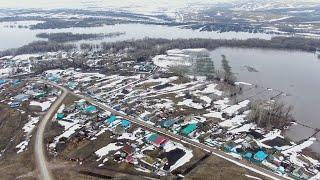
185, 155, 269, 180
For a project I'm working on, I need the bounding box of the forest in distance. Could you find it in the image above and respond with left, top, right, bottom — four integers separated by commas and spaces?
1, 36, 320, 59
36, 32, 125, 43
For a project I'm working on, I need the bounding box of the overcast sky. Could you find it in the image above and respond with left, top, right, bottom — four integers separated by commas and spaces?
0, 0, 228, 9
0, 0, 317, 10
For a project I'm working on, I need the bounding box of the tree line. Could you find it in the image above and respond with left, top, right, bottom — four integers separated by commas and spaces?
1, 36, 320, 58
36, 32, 125, 43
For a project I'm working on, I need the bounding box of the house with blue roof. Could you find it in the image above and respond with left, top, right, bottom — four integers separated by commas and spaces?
253, 151, 268, 162
106, 115, 117, 124
0, 79, 5, 85
48, 75, 60, 83
85, 105, 97, 113
121, 120, 131, 129
161, 119, 176, 128
14, 94, 29, 102
244, 152, 253, 160
56, 113, 65, 120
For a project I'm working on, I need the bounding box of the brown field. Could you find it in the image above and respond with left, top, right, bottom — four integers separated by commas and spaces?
185, 155, 269, 180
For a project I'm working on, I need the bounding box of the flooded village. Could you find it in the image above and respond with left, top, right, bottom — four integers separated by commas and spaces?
1, 47, 319, 179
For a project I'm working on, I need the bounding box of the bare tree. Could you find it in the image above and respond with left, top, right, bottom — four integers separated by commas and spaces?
248, 101, 294, 130
221, 55, 236, 84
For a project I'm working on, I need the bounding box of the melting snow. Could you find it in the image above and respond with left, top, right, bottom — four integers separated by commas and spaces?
95, 143, 123, 161
16, 116, 40, 153
178, 99, 203, 109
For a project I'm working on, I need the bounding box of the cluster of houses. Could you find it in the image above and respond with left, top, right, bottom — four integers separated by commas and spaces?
51, 99, 194, 176
42, 66, 320, 179
0, 78, 59, 110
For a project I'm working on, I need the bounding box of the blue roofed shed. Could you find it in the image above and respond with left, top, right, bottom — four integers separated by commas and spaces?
121, 120, 131, 128
253, 151, 268, 162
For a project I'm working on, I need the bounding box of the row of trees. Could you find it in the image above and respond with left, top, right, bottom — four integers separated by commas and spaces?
0, 41, 75, 57
170, 52, 236, 84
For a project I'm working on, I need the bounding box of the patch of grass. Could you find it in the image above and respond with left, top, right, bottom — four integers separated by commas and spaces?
63, 131, 115, 161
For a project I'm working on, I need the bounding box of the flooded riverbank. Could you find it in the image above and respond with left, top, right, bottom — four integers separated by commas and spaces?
209, 47, 320, 153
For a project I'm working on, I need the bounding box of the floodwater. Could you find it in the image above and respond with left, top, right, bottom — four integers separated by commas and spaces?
0, 21, 274, 51
209, 47, 320, 153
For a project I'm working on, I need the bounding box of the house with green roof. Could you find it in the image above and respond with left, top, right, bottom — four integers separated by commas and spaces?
181, 123, 197, 136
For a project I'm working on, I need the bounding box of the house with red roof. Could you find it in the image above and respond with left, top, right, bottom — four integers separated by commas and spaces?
147, 133, 168, 147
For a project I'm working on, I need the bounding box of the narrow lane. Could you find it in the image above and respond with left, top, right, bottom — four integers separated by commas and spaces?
35, 90, 67, 180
